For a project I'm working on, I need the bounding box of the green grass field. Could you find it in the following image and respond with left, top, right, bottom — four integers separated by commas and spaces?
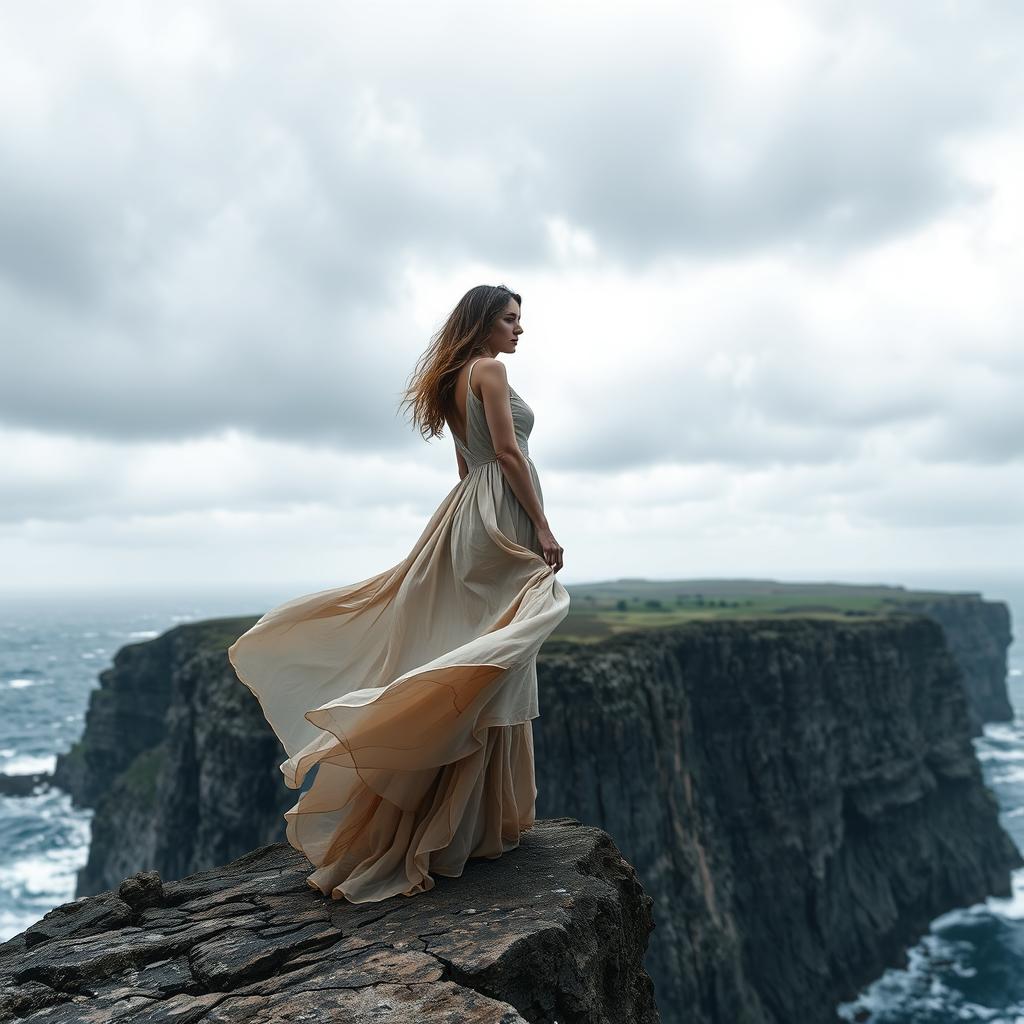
551, 577, 975, 643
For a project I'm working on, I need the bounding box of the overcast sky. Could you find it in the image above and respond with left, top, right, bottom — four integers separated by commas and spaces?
2, 0, 1022, 598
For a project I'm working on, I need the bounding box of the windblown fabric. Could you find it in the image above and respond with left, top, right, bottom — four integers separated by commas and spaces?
228, 359, 569, 902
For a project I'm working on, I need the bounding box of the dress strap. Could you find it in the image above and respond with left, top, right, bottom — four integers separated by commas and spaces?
466, 357, 483, 400
453, 358, 485, 453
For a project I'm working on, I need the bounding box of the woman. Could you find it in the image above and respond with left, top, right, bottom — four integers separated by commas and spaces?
228, 283, 569, 904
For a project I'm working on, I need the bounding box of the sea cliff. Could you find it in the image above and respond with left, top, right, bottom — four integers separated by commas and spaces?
533, 615, 1020, 1022
895, 594, 1015, 730
53, 619, 294, 891
47, 598, 1021, 1023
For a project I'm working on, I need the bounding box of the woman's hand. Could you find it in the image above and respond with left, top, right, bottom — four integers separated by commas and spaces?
537, 526, 564, 573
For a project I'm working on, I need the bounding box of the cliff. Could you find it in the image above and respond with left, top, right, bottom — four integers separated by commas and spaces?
533, 615, 1021, 1022
0, 817, 658, 1023
892, 595, 1015, 730
53, 618, 293, 892
50, 603, 1020, 1023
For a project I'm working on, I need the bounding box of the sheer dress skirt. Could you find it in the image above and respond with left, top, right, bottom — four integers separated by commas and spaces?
228, 445, 569, 903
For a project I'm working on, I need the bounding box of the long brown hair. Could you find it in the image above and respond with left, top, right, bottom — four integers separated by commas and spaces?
399, 283, 522, 441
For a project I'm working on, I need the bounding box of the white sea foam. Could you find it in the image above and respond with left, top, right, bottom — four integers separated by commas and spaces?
986, 868, 1024, 920
0, 843, 91, 941
0, 790, 92, 941
128, 630, 159, 639
2, 754, 56, 776
836, 925, 1020, 1020
0, 856, 62, 896
5, 679, 36, 689
982, 722, 1024, 745
977, 747, 1024, 763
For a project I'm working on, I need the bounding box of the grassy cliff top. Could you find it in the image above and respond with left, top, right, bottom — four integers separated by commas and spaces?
549, 577, 983, 644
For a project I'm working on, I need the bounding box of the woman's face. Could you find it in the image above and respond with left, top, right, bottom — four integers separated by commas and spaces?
487, 298, 522, 356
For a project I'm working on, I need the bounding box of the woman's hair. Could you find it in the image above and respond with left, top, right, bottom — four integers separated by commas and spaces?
399, 283, 522, 441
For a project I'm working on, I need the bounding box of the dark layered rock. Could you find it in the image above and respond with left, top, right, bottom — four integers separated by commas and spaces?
48, 604, 1020, 1024
893, 595, 1015, 730
0, 772, 53, 797
52, 627, 182, 807
533, 616, 1022, 1023
0, 818, 658, 1024
55, 618, 290, 896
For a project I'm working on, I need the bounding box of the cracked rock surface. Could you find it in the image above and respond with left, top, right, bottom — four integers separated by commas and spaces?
0, 817, 659, 1024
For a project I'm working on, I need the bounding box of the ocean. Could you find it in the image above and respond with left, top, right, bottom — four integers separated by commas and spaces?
0, 585, 291, 942
1, 574, 1022, 1021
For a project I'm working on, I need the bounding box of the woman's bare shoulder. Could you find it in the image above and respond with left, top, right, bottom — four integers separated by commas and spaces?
470, 358, 510, 403
472, 357, 508, 384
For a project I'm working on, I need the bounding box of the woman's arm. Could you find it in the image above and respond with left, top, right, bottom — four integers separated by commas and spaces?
475, 359, 548, 529
476, 359, 564, 571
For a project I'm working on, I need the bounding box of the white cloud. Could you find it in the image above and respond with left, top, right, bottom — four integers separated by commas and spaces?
1, 0, 1022, 589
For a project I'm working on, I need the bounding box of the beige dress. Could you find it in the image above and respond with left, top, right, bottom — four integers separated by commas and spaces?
228, 358, 570, 903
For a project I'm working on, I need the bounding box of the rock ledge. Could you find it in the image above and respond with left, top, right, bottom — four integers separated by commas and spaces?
0, 817, 659, 1024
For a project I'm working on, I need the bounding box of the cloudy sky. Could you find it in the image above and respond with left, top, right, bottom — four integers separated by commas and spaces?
2, 0, 1022, 597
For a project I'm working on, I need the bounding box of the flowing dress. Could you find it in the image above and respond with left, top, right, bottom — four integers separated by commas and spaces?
227, 358, 570, 902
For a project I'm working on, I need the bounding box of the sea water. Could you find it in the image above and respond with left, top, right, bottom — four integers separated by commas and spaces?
1, 576, 1023, 1023
0, 585, 296, 941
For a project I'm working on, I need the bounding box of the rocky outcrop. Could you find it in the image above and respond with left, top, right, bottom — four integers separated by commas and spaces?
0, 772, 53, 797
49, 604, 1020, 1024
533, 615, 1021, 1023
54, 617, 290, 896
892, 594, 1015, 730
52, 625, 183, 808
0, 818, 658, 1024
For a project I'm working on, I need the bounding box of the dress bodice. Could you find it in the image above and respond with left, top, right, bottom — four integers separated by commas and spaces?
451, 359, 535, 470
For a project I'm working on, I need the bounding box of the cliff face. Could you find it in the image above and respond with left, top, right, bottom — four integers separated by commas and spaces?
54, 618, 290, 895
533, 616, 1021, 1023
893, 596, 1015, 730
0, 818, 658, 1024
52, 606, 1020, 1024
52, 626, 180, 808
